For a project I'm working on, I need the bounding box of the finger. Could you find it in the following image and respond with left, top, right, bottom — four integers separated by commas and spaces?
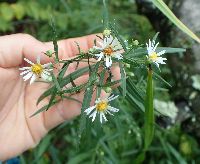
45, 34, 100, 73
45, 34, 100, 59
0, 34, 56, 68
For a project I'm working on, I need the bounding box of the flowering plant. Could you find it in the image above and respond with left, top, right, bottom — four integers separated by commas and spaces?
18, 1, 188, 153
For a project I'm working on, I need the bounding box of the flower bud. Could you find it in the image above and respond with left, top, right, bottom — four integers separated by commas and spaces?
45, 50, 54, 57
127, 72, 134, 77
104, 87, 112, 93
125, 63, 130, 68
133, 40, 139, 46
103, 29, 111, 37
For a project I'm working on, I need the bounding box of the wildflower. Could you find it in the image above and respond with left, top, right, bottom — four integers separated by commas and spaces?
103, 29, 111, 37
94, 36, 123, 67
19, 56, 53, 84
146, 39, 167, 67
84, 95, 119, 123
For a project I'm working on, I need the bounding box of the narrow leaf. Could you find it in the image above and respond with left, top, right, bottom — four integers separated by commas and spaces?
119, 63, 126, 98
152, 0, 200, 43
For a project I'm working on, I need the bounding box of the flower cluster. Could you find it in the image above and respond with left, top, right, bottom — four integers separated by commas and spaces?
19, 28, 169, 124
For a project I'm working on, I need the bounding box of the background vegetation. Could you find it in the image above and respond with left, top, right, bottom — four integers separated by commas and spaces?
1, 0, 200, 163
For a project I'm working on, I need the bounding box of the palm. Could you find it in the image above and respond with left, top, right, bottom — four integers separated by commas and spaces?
0, 34, 119, 161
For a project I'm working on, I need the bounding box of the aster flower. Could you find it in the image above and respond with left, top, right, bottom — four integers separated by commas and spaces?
84, 95, 119, 123
19, 56, 53, 84
146, 39, 167, 67
94, 36, 123, 67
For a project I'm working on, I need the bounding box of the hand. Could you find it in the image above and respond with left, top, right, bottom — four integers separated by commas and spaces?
0, 34, 120, 161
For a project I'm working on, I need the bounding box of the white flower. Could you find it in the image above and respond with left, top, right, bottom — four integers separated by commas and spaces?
146, 39, 167, 67
94, 36, 123, 67
19, 56, 53, 84
84, 95, 119, 123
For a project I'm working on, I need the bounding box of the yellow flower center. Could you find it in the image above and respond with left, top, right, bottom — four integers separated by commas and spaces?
96, 101, 108, 112
103, 46, 113, 56
149, 52, 158, 61
31, 64, 43, 75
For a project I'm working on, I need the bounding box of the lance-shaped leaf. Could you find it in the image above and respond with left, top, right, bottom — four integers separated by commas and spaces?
129, 47, 186, 57
37, 66, 90, 105
152, 0, 200, 43
119, 63, 126, 98
144, 68, 154, 150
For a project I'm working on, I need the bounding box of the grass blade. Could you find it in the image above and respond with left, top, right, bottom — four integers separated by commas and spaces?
152, 0, 200, 43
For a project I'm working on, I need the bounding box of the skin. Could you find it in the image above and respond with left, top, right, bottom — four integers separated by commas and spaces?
0, 34, 120, 161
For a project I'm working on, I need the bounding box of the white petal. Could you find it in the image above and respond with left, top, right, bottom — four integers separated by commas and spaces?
37, 55, 41, 64
149, 39, 151, 49
84, 106, 96, 115
108, 95, 119, 102
102, 113, 108, 122
104, 36, 113, 46
24, 58, 34, 65
97, 41, 104, 48
95, 98, 101, 104
95, 52, 104, 61
19, 67, 31, 71
108, 106, 119, 112
153, 42, 159, 51
106, 110, 114, 116
30, 74, 37, 84
157, 50, 166, 56
89, 111, 97, 122
105, 56, 112, 67
154, 62, 160, 68
114, 53, 123, 60
43, 70, 51, 75
100, 112, 103, 123
40, 72, 47, 79
20, 69, 31, 75
43, 63, 52, 68
23, 72, 33, 81
112, 38, 123, 50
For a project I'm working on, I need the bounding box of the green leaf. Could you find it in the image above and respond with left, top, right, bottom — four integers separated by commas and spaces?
167, 143, 187, 164
153, 71, 172, 87
30, 99, 59, 117
119, 63, 126, 98
131, 47, 185, 57
58, 63, 69, 80
152, 0, 200, 43
62, 83, 86, 93
36, 135, 52, 158
51, 72, 61, 91
153, 32, 160, 42
68, 151, 93, 164
97, 69, 106, 98
37, 66, 90, 105
102, 0, 109, 28
78, 62, 100, 147
144, 68, 154, 150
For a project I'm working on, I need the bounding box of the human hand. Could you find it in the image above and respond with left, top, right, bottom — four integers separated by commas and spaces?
0, 34, 120, 161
